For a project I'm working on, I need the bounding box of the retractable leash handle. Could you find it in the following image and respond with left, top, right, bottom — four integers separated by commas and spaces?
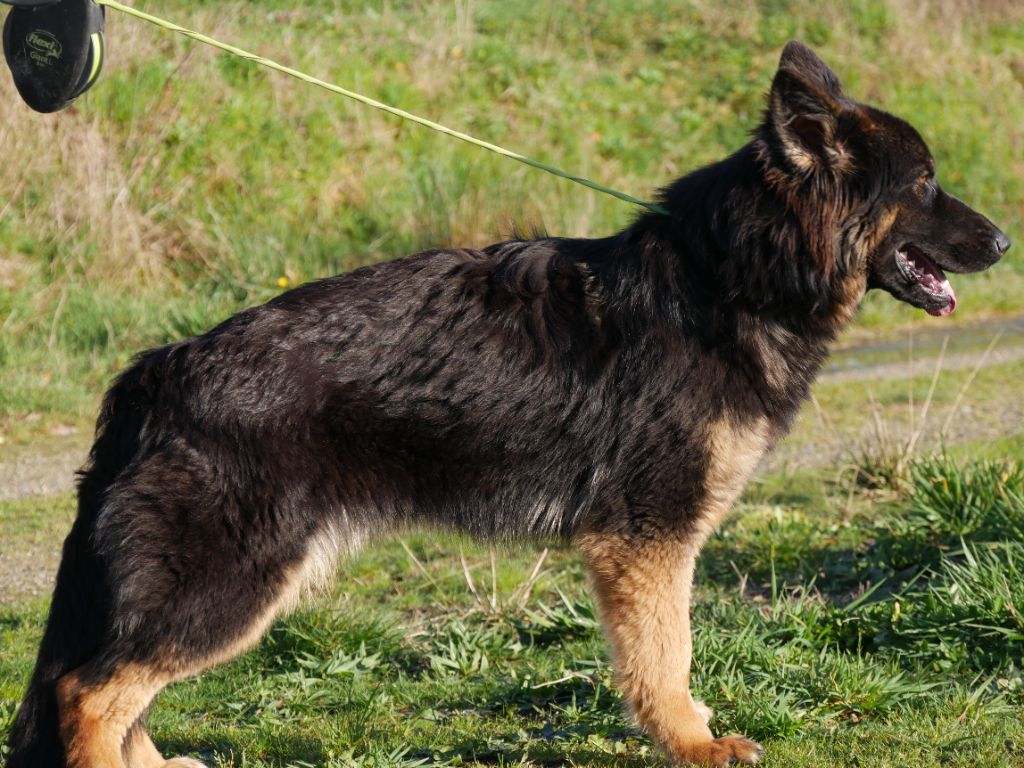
2, 0, 104, 112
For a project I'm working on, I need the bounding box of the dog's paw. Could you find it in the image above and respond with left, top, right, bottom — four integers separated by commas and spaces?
709, 736, 764, 766
163, 759, 208, 768
670, 735, 764, 767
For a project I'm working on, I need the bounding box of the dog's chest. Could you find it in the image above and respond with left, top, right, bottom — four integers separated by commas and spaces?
693, 413, 771, 538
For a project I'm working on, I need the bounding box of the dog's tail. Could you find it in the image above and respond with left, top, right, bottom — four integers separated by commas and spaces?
4, 348, 167, 767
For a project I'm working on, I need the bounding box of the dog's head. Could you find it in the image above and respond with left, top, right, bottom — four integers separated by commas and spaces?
762, 41, 1009, 317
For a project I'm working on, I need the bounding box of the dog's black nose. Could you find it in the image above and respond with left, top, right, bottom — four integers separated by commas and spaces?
994, 231, 1011, 255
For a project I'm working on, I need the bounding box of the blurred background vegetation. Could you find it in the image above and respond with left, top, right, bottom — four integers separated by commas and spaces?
1, 0, 1023, 436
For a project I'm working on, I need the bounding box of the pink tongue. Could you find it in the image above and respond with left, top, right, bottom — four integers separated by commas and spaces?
927, 279, 957, 317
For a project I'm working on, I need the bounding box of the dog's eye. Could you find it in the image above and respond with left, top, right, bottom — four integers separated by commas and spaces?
918, 173, 934, 188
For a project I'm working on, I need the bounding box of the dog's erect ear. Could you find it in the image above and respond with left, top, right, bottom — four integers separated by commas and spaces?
777, 41, 843, 99
769, 41, 846, 168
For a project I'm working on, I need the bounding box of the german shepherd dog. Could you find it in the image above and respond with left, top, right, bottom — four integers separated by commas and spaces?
7, 41, 1010, 768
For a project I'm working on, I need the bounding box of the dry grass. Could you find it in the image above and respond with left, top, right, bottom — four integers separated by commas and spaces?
0, 75, 164, 285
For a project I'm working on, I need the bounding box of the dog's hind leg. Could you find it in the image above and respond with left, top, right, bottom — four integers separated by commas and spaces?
579, 531, 763, 767
55, 538, 334, 768
57, 656, 229, 768
56, 663, 171, 768
124, 716, 208, 768
53, 452, 349, 767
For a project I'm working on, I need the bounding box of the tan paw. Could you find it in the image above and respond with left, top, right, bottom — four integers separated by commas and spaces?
163, 759, 208, 768
671, 735, 764, 766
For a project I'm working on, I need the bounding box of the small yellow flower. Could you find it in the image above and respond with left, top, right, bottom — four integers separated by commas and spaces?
451, 46, 464, 59
277, 276, 290, 288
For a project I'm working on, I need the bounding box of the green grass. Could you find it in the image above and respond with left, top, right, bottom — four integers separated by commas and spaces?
2, 452, 1024, 766
2, 0, 1024, 436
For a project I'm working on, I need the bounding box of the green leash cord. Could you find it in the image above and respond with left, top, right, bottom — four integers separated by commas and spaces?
95, 0, 668, 217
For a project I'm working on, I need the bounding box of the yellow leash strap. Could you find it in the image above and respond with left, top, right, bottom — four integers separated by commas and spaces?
96, 0, 669, 216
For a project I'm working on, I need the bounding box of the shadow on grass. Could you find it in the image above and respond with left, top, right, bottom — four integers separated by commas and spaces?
704, 455, 1024, 603
407, 732, 652, 768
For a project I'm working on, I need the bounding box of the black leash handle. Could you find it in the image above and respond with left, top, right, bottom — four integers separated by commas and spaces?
2, 0, 105, 112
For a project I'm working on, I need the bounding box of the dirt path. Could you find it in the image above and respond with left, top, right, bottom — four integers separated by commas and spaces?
819, 343, 1024, 384
0, 435, 89, 502
766, 380, 1024, 473
762, 332, 1024, 471
0, 436, 87, 605
0, 543, 66, 606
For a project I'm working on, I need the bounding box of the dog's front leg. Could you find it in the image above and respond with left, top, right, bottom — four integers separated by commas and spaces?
579, 531, 763, 766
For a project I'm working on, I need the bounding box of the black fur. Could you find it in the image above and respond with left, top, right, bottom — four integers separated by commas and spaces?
7, 41, 1008, 767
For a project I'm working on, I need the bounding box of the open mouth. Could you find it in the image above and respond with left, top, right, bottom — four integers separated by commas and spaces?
895, 244, 957, 317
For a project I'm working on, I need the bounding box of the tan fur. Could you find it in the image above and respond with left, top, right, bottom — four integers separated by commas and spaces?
832, 272, 869, 329
701, 415, 771, 537
57, 665, 166, 768
579, 532, 710, 751
122, 724, 164, 768
778, 132, 817, 173
823, 204, 898, 331
291, 522, 351, 603
855, 206, 899, 260
578, 415, 769, 766
744, 317, 799, 391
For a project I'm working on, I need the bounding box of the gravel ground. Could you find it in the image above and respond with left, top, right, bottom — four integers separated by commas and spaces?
0, 435, 86, 605
766, 337, 1024, 471
819, 344, 1024, 384
766, 391, 1024, 473
0, 548, 64, 607
0, 437, 89, 502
